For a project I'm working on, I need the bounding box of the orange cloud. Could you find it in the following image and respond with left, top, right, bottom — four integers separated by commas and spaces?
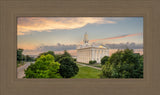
18, 44, 37, 50
80, 32, 143, 44
17, 17, 117, 35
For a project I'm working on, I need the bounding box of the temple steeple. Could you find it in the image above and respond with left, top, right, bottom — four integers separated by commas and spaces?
83, 32, 89, 44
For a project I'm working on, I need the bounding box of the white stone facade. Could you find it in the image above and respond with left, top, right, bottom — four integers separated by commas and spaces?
77, 46, 109, 63
77, 46, 109, 64
77, 32, 109, 64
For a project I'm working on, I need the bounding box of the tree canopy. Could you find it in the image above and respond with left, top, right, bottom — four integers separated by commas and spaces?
55, 50, 71, 62
26, 55, 35, 62
17, 48, 24, 62
61, 50, 71, 58
100, 56, 109, 65
37, 51, 55, 59
100, 49, 143, 78
25, 54, 61, 78
58, 57, 79, 78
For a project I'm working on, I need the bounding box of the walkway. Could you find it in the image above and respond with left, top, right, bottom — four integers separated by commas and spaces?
17, 62, 34, 78
76, 63, 101, 70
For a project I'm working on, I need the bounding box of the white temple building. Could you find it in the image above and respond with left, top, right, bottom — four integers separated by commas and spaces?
77, 32, 109, 64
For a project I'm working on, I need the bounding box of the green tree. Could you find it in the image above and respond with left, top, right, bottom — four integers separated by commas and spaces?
55, 54, 62, 62
25, 54, 61, 78
58, 57, 79, 78
17, 48, 24, 62
100, 49, 143, 78
54, 50, 71, 62
100, 56, 109, 65
26, 55, 35, 62
37, 51, 55, 59
61, 50, 71, 58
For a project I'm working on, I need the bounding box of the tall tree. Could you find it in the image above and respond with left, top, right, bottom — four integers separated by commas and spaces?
55, 50, 71, 62
26, 55, 35, 62
100, 49, 143, 78
17, 48, 23, 62
25, 54, 61, 78
61, 50, 71, 58
100, 56, 109, 65
58, 57, 79, 78
37, 51, 55, 59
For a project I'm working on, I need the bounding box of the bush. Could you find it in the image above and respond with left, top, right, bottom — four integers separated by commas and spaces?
100, 49, 143, 78
73, 58, 77, 61
58, 57, 79, 78
89, 60, 97, 64
25, 54, 61, 78
101, 56, 109, 65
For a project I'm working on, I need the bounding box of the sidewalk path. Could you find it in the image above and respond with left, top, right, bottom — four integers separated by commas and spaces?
17, 62, 34, 78
76, 63, 101, 70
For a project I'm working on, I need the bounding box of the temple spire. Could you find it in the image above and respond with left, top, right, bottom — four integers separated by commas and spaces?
83, 32, 89, 44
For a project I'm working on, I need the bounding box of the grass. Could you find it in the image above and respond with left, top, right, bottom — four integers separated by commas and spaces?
89, 63, 102, 68
72, 64, 101, 79
76, 62, 102, 68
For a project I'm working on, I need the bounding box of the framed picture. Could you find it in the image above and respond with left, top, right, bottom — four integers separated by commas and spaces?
17, 17, 143, 79
0, 0, 159, 95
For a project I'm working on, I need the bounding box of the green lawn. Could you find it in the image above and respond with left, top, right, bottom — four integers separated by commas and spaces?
72, 64, 101, 79
76, 62, 102, 68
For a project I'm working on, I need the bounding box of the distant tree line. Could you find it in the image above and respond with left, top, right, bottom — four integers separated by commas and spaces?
17, 49, 35, 63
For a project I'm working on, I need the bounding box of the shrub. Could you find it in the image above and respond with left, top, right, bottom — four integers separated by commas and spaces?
89, 60, 97, 64
73, 58, 77, 61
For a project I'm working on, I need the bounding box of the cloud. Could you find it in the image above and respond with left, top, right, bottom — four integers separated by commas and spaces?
18, 44, 37, 50
17, 17, 117, 35
22, 42, 143, 56
88, 32, 143, 43
104, 42, 143, 49
22, 43, 77, 55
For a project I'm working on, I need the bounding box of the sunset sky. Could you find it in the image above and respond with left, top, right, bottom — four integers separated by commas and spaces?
17, 17, 143, 51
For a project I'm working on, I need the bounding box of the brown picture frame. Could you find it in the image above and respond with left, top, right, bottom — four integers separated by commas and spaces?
0, 0, 159, 95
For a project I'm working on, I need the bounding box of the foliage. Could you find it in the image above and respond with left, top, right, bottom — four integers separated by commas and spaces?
101, 56, 109, 65
54, 50, 71, 62
17, 48, 24, 62
72, 64, 101, 78
55, 54, 62, 62
100, 49, 143, 78
61, 50, 71, 58
17, 61, 25, 67
25, 54, 61, 78
37, 51, 55, 59
26, 55, 35, 62
58, 57, 79, 78
73, 58, 77, 62
89, 60, 97, 64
